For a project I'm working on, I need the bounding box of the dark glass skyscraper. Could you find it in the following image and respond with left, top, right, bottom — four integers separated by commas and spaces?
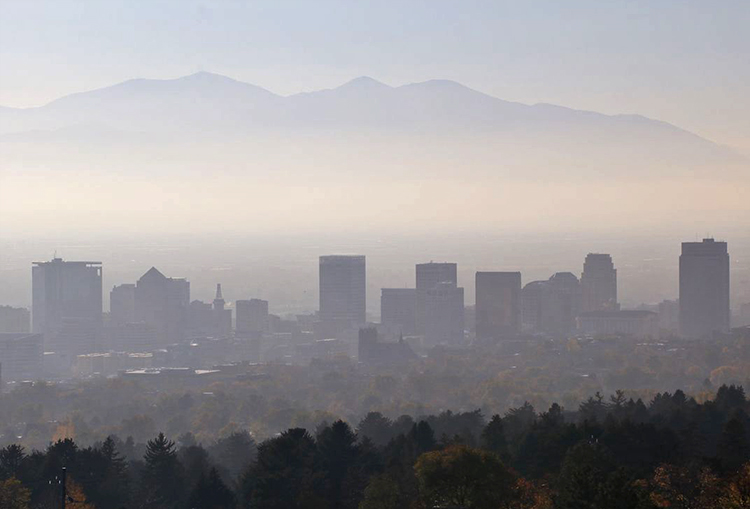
679, 238, 730, 338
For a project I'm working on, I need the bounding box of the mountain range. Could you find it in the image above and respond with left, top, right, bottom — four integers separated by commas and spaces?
0, 71, 743, 179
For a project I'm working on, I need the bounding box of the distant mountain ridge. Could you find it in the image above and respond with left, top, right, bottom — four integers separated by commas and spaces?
0, 71, 742, 177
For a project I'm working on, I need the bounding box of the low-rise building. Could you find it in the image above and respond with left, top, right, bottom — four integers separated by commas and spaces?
576, 310, 659, 338
0, 333, 43, 381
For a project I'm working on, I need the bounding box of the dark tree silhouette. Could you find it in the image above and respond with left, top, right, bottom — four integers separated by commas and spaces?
188, 467, 235, 509
142, 433, 185, 509
241, 428, 325, 509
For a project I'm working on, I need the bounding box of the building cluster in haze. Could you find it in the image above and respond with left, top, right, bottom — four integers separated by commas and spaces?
0, 238, 743, 386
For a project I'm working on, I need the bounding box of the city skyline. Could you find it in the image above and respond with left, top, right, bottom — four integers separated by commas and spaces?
1, 4, 748, 505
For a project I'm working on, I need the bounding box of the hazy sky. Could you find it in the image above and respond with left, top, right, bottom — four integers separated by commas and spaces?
1, 0, 748, 152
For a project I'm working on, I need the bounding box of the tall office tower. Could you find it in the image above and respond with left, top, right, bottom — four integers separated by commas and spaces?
415, 262, 457, 334
521, 272, 582, 335
475, 272, 522, 341
521, 280, 546, 332
32, 258, 103, 351
134, 267, 190, 345
212, 284, 232, 337
581, 253, 618, 312
381, 288, 417, 335
319, 255, 366, 325
543, 272, 582, 335
236, 299, 269, 336
110, 284, 136, 326
679, 238, 730, 338
424, 282, 464, 346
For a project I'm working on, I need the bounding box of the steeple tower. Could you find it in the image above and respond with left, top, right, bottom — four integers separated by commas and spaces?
213, 283, 225, 311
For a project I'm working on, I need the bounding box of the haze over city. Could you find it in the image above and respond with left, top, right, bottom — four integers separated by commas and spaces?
1, 2, 749, 508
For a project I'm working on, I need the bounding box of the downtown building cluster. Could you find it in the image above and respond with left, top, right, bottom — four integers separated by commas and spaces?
0, 238, 738, 386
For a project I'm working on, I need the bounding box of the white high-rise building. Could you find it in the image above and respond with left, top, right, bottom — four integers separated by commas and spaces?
319, 255, 366, 326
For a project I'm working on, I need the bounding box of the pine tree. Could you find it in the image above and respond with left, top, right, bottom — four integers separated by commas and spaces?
188, 467, 235, 509
97, 436, 130, 509
208, 430, 256, 482
719, 413, 750, 473
142, 433, 185, 509
241, 428, 325, 509
317, 420, 361, 509
481, 415, 509, 460
0, 444, 26, 480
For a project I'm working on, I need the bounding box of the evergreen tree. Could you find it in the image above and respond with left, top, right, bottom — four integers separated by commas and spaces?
208, 430, 257, 483
357, 412, 393, 447
409, 421, 436, 455
0, 444, 26, 480
179, 444, 211, 494
554, 442, 613, 509
241, 428, 325, 509
317, 420, 361, 509
96, 436, 130, 509
481, 414, 509, 460
188, 467, 236, 509
719, 413, 750, 473
142, 433, 185, 509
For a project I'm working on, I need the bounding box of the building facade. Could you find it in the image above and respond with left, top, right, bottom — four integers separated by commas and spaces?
319, 255, 366, 326
679, 238, 730, 337
32, 258, 102, 352
424, 282, 465, 346
134, 267, 190, 345
0, 306, 30, 333
380, 288, 417, 336
581, 253, 618, 312
576, 310, 659, 338
522, 272, 582, 335
415, 262, 457, 335
475, 271, 522, 340
236, 298, 269, 336
0, 333, 43, 382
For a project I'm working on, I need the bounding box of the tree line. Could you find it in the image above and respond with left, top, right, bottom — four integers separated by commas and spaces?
1, 384, 749, 508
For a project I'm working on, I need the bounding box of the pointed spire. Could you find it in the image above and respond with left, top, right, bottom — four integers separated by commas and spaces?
213, 283, 226, 311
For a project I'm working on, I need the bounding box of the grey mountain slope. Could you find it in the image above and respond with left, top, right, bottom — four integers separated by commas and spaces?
0, 72, 740, 168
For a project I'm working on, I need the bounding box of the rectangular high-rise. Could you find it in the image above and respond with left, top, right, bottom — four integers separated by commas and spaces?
581, 253, 618, 312
236, 299, 269, 336
416, 262, 457, 334
134, 267, 190, 345
424, 282, 464, 346
319, 255, 366, 325
32, 258, 102, 351
475, 272, 522, 340
679, 238, 730, 338
381, 288, 416, 335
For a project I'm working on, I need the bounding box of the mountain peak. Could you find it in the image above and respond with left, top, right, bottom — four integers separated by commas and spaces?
337, 76, 391, 90
178, 71, 236, 83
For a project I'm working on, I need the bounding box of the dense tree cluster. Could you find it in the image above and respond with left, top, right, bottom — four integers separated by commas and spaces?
2, 330, 749, 453
1, 384, 749, 508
